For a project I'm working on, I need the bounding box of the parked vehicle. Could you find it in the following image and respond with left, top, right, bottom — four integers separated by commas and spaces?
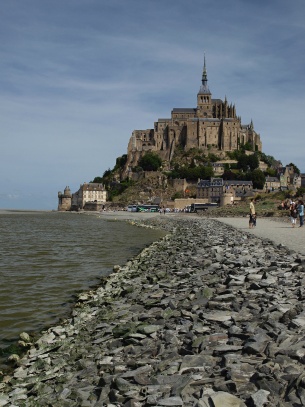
136, 204, 159, 213
190, 203, 219, 213
127, 205, 138, 212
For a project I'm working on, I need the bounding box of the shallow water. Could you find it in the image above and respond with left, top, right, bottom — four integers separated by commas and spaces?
0, 211, 164, 356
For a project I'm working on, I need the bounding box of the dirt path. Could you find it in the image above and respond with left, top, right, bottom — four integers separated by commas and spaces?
215, 216, 305, 254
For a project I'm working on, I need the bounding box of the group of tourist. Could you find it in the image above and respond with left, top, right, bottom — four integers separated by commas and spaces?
289, 199, 304, 228
249, 198, 304, 229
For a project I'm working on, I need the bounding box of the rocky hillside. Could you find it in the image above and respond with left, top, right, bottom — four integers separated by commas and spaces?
96, 148, 284, 207
111, 177, 178, 206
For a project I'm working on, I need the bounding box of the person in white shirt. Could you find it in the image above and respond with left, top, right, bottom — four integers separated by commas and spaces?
249, 198, 256, 228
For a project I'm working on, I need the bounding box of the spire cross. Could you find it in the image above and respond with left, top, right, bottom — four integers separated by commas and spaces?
202, 53, 208, 84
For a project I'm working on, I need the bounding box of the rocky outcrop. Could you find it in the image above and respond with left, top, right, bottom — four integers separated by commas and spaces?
1, 217, 305, 406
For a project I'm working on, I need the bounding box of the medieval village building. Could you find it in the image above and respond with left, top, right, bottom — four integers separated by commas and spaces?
58, 183, 107, 211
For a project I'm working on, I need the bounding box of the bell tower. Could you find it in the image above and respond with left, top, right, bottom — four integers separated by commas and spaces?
197, 55, 212, 118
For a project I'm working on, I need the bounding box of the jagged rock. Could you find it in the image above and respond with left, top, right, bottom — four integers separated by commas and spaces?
207, 391, 247, 406
0, 394, 9, 407
7, 354, 20, 366
19, 332, 31, 343
250, 389, 270, 406
2, 218, 305, 406
156, 396, 184, 406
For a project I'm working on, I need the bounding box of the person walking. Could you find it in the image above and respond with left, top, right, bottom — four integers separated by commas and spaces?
249, 198, 256, 228
297, 199, 304, 227
290, 201, 298, 227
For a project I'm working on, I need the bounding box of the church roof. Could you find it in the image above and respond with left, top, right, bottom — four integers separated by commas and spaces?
198, 84, 211, 95
172, 108, 197, 113
190, 118, 221, 122
82, 183, 105, 191
224, 180, 253, 186
265, 177, 280, 182
198, 178, 224, 187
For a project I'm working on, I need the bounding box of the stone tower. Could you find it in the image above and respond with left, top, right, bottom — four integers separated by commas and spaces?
58, 186, 72, 211
197, 55, 212, 118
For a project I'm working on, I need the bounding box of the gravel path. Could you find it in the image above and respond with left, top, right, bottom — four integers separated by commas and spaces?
214, 217, 305, 254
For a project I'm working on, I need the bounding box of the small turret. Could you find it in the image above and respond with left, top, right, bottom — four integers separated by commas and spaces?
64, 186, 72, 197
58, 186, 72, 211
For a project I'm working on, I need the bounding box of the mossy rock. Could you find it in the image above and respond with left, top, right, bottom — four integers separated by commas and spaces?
112, 322, 138, 338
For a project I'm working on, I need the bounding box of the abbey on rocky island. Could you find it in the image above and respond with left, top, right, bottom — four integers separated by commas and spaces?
124, 57, 262, 177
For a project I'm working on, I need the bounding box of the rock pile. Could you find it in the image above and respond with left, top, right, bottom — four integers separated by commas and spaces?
1, 217, 305, 406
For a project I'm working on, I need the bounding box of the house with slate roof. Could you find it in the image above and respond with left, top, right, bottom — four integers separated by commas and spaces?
265, 177, 281, 192
197, 178, 254, 204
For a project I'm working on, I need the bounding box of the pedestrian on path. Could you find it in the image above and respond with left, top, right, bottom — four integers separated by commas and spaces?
297, 199, 304, 227
249, 198, 256, 228
290, 201, 298, 227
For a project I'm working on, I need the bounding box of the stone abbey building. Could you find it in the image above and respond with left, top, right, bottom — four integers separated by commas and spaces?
124, 57, 262, 177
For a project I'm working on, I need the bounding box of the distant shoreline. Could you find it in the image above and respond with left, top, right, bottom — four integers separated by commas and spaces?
0, 209, 53, 214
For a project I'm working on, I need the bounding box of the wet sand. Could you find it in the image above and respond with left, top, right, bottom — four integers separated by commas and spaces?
215, 216, 305, 254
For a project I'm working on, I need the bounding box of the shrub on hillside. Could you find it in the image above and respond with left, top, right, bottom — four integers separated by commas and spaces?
138, 152, 162, 171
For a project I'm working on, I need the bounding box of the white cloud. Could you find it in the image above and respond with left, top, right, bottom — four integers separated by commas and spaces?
0, 0, 305, 209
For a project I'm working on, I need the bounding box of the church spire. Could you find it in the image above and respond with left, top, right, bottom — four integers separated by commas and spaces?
202, 54, 208, 84
198, 54, 211, 95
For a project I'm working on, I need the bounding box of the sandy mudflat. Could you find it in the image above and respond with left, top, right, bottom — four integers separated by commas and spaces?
215, 216, 305, 254
94, 210, 169, 221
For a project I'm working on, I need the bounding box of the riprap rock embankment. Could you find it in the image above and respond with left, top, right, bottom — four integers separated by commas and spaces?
1, 217, 305, 406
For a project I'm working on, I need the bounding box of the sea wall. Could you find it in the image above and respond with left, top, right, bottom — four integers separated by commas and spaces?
1, 217, 305, 406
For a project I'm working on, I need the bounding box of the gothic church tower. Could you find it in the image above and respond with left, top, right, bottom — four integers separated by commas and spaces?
197, 55, 213, 118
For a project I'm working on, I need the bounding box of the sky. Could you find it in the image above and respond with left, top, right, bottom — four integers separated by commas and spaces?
1, 0, 305, 210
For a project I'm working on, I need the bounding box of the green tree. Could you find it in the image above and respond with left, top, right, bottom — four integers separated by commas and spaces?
243, 141, 253, 151
207, 153, 220, 162
265, 167, 277, 177
251, 169, 266, 189
107, 179, 135, 201
138, 152, 162, 171
226, 150, 238, 160
296, 187, 305, 197
247, 153, 259, 171
198, 165, 214, 179
103, 169, 112, 178
237, 154, 248, 172
171, 191, 184, 200
288, 162, 300, 175
115, 154, 127, 170
237, 152, 259, 172
259, 152, 280, 168
166, 164, 214, 180
91, 176, 103, 183
223, 170, 238, 180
